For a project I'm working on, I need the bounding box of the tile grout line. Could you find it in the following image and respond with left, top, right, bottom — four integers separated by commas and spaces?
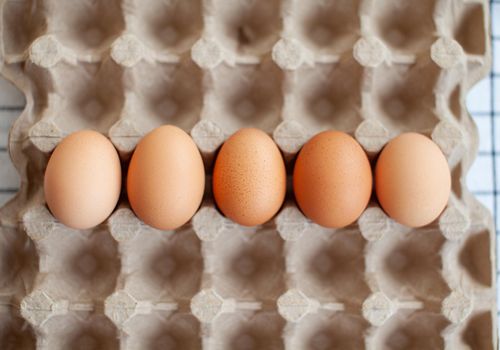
490, 8, 498, 201
489, 1, 499, 282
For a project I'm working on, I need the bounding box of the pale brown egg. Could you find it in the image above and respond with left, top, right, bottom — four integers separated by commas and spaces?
44, 130, 122, 230
127, 125, 205, 230
375, 132, 451, 228
213, 128, 286, 226
293, 130, 372, 228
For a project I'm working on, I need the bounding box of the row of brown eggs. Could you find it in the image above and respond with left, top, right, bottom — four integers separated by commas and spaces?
44, 125, 451, 231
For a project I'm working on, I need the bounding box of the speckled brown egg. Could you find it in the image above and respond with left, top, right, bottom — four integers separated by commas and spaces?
293, 130, 372, 228
44, 130, 122, 230
127, 125, 205, 230
375, 132, 451, 228
213, 128, 286, 226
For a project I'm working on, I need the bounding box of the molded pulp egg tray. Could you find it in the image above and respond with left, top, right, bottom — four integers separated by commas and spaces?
0, 0, 497, 349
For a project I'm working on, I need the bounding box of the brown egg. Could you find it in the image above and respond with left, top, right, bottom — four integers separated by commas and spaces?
293, 130, 372, 228
375, 132, 451, 228
127, 125, 205, 230
44, 130, 122, 230
213, 128, 286, 226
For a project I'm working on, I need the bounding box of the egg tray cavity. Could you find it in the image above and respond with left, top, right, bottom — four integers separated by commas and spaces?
0, 0, 496, 349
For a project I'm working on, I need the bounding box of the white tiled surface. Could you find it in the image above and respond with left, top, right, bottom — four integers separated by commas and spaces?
467, 154, 495, 191
494, 77, 500, 111
470, 76, 492, 112
0, 78, 22, 201
0, 77, 25, 107
0, 151, 19, 189
493, 2, 500, 36
476, 117, 493, 152
0, 112, 16, 149
466, 5, 500, 330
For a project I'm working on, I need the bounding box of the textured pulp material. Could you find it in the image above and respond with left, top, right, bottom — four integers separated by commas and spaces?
0, 0, 497, 349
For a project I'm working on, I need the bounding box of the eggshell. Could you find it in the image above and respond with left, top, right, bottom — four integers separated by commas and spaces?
44, 130, 122, 230
213, 128, 286, 226
293, 130, 372, 228
127, 125, 205, 230
375, 132, 451, 228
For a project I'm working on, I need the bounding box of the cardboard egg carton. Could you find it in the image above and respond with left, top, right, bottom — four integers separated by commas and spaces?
0, 0, 496, 349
